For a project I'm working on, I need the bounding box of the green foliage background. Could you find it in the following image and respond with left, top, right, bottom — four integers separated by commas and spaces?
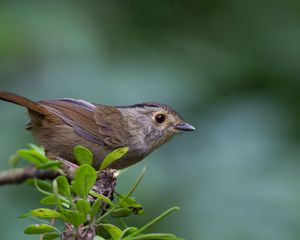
0, 1, 300, 239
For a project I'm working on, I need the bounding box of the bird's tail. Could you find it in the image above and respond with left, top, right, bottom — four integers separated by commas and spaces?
0, 91, 46, 114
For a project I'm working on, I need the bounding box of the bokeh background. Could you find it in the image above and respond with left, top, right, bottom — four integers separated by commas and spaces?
0, 1, 300, 239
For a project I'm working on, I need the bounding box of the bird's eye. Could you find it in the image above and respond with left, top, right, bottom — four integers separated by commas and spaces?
155, 114, 166, 124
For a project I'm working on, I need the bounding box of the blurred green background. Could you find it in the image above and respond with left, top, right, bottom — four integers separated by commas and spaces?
1, 1, 300, 239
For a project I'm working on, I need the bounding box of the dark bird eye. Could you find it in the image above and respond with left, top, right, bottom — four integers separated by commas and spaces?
155, 114, 166, 124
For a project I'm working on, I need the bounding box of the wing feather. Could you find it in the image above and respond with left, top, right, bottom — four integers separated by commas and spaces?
39, 99, 103, 144
39, 99, 125, 147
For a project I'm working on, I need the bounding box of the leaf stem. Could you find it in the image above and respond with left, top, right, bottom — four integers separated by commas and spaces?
125, 207, 180, 238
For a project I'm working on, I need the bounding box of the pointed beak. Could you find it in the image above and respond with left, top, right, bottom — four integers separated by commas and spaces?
175, 122, 196, 131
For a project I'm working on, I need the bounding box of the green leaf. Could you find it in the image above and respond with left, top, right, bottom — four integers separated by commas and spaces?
89, 191, 113, 205
40, 195, 57, 205
28, 144, 45, 155
56, 175, 71, 197
76, 199, 91, 216
42, 233, 60, 240
38, 160, 62, 170
71, 164, 96, 198
90, 198, 101, 221
26, 179, 52, 192
110, 207, 132, 218
74, 145, 93, 165
93, 236, 105, 240
17, 149, 48, 167
39, 193, 70, 206
117, 194, 144, 215
124, 233, 182, 240
62, 209, 86, 227
24, 224, 57, 234
52, 178, 60, 205
127, 207, 180, 237
100, 224, 122, 240
28, 208, 62, 219
99, 147, 129, 171
120, 227, 138, 238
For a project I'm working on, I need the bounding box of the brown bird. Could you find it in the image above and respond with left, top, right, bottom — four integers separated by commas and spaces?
0, 91, 195, 169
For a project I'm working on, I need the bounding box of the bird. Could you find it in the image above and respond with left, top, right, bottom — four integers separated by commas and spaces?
0, 91, 195, 169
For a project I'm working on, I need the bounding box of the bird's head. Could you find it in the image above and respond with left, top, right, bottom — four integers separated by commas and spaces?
118, 102, 195, 152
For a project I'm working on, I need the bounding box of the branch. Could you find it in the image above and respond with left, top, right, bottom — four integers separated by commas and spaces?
0, 165, 118, 239
0, 166, 60, 185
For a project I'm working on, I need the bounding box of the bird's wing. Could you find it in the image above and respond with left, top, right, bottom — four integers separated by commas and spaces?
38, 98, 107, 145
39, 99, 125, 147
93, 105, 125, 147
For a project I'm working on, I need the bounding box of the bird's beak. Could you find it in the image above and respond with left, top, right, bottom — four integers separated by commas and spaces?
175, 122, 195, 131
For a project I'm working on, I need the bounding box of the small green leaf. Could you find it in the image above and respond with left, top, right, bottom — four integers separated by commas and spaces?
40, 195, 70, 207
26, 179, 52, 192
52, 178, 59, 200
18, 149, 48, 167
100, 147, 129, 171
93, 236, 105, 240
24, 224, 57, 234
111, 207, 132, 218
40, 195, 57, 205
71, 164, 96, 198
62, 209, 86, 227
38, 160, 62, 169
42, 233, 60, 240
124, 233, 182, 239
76, 199, 91, 215
56, 175, 71, 197
100, 224, 122, 240
90, 198, 101, 221
28, 144, 45, 155
89, 191, 113, 206
29, 208, 62, 219
118, 194, 144, 215
74, 145, 93, 165
120, 227, 138, 239
127, 207, 180, 237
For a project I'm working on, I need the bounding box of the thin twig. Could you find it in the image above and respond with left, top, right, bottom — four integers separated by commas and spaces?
0, 166, 59, 185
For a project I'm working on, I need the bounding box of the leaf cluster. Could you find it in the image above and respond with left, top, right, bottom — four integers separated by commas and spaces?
15, 145, 183, 240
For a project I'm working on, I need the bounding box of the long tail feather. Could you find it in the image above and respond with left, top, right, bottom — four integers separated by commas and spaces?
0, 91, 46, 114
